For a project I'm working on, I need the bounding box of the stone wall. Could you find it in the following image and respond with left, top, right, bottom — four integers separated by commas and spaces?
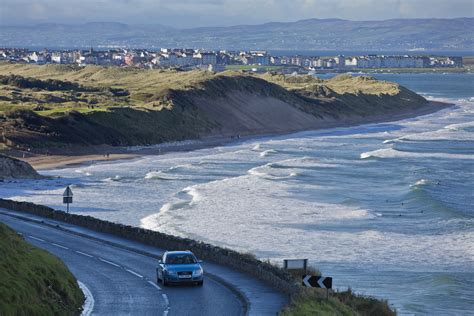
0, 198, 300, 295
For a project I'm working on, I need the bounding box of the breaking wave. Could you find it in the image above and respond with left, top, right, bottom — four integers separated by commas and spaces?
103, 175, 123, 182
160, 200, 191, 213
360, 148, 474, 160
144, 171, 194, 181
248, 166, 302, 180
411, 179, 430, 188
260, 149, 279, 157
252, 143, 262, 151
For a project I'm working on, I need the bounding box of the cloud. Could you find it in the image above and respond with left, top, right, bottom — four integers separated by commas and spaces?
1, 0, 472, 27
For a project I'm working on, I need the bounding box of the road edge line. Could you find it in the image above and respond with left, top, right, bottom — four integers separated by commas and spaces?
78, 280, 94, 316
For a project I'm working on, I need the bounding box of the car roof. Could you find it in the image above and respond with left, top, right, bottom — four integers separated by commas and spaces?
164, 250, 193, 255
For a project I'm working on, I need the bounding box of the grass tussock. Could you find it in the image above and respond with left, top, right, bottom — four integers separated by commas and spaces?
0, 222, 84, 315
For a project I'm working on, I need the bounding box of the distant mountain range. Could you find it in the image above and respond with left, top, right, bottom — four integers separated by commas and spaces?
1, 18, 473, 51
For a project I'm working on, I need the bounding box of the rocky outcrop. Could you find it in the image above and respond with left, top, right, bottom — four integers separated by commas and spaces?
0, 155, 42, 179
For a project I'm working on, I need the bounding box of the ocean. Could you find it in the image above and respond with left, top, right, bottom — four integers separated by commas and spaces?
2, 73, 473, 315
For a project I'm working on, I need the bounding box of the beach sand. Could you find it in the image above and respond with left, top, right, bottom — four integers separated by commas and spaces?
13, 100, 451, 171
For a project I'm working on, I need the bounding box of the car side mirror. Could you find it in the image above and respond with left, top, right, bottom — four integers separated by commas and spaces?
158, 259, 162, 264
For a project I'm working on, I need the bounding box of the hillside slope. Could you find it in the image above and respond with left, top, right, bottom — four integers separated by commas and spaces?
0, 222, 84, 315
1, 18, 472, 50
0, 64, 435, 150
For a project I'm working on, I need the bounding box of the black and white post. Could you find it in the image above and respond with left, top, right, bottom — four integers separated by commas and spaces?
302, 275, 333, 300
63, 186, 73, 213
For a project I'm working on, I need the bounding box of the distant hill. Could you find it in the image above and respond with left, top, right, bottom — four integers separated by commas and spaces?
1, 18, 473, 51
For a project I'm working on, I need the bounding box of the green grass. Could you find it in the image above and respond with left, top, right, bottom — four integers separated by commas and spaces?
0, 64, 406, 118
0, 223, 84, 315
225, 65, 285, 71
259, 72, 402, 95
281, 288, 396, 316
38, 105, 109, 117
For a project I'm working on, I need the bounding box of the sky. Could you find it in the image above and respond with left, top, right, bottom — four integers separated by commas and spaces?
1, 0, 473, 27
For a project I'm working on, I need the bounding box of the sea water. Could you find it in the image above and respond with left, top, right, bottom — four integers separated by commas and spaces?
2, 73, 473, 315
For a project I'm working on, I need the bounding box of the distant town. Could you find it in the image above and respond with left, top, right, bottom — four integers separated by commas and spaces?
0, 48, 464, 73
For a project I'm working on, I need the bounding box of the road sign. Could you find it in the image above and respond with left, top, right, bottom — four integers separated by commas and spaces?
63, 186, 73, 197
63, 186, 73, 213
302, 275, 332, 289
284, 259, 308, 271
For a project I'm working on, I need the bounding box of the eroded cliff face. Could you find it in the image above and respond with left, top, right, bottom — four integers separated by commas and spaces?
0, 154, 42, 179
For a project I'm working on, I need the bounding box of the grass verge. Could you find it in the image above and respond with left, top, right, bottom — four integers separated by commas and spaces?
0, 222, 84, 315
281, 288, 396, 316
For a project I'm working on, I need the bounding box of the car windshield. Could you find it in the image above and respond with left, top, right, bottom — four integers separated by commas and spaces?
165, 253, 196, 264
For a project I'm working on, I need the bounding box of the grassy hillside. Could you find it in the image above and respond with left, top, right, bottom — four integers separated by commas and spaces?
282, 288, 395, 316
0, 222, 84, 315
2, 18, 472, 50
0, 63, 429, 150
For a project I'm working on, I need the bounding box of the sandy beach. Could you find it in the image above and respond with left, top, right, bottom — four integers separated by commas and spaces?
14, 100, 452, 171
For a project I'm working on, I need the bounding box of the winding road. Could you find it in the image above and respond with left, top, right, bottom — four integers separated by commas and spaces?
0, 210, 285, 315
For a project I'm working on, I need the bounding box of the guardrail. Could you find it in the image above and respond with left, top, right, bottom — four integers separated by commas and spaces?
0, 198, 299, 295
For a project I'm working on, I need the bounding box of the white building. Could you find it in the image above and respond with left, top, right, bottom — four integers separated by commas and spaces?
193, 53, 217, 65
345, 57, 358, 68
28, 52, 46, 64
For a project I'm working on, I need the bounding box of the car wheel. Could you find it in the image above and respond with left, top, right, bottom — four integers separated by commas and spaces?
197, 280, 203, 286
162, 277, 168, 287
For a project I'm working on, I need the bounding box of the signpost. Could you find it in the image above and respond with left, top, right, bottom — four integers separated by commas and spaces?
63, 186, 73, 213
302, 275, 333, 299
283, 259, 308, 271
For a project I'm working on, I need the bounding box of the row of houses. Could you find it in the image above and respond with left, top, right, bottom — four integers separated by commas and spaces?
0, 48, 463, 70
344, 55, 462, 68
0, 48, 225, 68
277, 55, 463, 69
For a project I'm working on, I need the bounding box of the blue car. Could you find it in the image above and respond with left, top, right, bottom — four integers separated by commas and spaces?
156, 251, 204, 286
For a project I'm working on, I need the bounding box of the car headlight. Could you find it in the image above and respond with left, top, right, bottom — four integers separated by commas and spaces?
193, 268, 203, 277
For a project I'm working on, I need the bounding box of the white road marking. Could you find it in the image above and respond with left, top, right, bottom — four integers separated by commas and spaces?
162, 293, 170, 316
52, 243, 69, 250
78, 281, 94, 316
162, 293, 169, 306
147, 280, 162, 291
29, 236, 45, 242
125, 269, 143, 278
75, 250, 94, 258
98, 258, 120, 267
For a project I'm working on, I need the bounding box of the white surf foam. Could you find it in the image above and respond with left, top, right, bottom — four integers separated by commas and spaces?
410, 179, 430, 188
259, 149, 278, 157
360, 148, 474, 160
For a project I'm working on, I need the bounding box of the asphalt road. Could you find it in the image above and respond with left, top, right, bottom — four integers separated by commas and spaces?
0, 213, 244, 316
